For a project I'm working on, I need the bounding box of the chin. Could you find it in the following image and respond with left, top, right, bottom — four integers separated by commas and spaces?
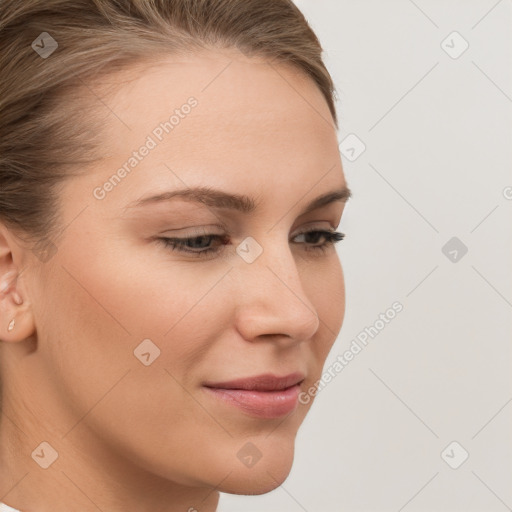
218, 439, 296, 496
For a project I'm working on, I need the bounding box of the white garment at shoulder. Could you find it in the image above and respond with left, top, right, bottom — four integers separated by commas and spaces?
0, 502, 21, 512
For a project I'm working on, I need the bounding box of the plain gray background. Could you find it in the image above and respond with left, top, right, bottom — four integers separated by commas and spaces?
220, 1, 512, 511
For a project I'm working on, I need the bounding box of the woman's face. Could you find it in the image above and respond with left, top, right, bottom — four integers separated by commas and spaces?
11, 49, 349, 498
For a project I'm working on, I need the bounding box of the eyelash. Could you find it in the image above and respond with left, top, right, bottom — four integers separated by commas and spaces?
157, 229, 345, 259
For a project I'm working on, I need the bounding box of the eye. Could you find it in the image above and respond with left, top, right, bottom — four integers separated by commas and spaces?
293, 229, 345, 254
157, 229, 345, 259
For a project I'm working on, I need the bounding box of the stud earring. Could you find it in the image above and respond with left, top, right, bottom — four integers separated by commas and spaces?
7, 318, 15, 332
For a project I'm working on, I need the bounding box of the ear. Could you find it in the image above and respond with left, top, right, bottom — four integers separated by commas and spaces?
0, 223, 36, 343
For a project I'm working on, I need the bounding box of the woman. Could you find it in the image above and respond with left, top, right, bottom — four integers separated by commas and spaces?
0, 0, 351, 510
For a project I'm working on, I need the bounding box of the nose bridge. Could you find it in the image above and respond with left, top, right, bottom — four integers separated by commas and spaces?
233, 234, 320, 342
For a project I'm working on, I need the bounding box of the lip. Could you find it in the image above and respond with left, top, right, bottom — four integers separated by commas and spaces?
203, 372, 305, 391
202, 372, 305, 419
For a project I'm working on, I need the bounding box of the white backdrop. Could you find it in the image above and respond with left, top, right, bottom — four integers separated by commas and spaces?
220, 1, 512, 511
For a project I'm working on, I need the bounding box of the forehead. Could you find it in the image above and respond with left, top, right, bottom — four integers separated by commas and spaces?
82, 49, 344, 209
102, 49, 336, 151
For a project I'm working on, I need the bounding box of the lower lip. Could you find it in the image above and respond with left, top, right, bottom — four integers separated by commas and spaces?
203, 384, 301, 419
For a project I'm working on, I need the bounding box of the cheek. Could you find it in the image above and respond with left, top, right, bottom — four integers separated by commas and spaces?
35, 241, 232, 449
51, 236, 234, 385
306, 255, 345, 358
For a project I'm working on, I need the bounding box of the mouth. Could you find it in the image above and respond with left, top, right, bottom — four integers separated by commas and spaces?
202, 372, 305, 419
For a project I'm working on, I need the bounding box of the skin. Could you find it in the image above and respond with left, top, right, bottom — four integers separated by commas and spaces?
0, 48, 350, 511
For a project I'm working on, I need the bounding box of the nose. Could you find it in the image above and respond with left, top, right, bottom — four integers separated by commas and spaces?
233, 240, 321, 345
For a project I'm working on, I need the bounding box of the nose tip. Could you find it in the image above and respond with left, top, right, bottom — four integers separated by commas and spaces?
236, 302, 320, 346
234, 267, 320, 344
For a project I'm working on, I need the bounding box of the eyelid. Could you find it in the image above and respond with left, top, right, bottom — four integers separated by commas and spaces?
158, 225, 225, 237
159, 222, 338, 240
292, 220, 340, 234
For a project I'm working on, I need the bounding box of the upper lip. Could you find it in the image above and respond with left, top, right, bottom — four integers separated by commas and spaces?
203, 372, 305, 391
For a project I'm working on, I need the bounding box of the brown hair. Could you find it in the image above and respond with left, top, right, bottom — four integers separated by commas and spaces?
0, 0, 338, 250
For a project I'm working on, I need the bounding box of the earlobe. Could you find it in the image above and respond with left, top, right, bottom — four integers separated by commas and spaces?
0, 272, 36, 343
2, 310, 35, 343
0, 226, 36, 343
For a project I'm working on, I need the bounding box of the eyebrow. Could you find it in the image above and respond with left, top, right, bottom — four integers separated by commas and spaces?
125, 184, 352, 215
